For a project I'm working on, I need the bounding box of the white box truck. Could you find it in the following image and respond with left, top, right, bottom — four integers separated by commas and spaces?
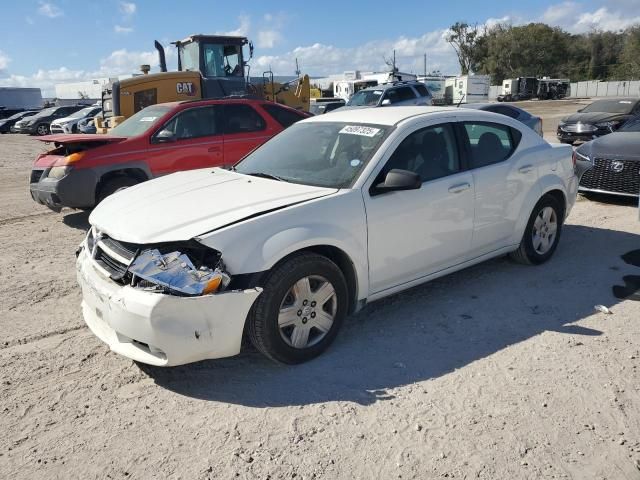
445, 75, 490, 105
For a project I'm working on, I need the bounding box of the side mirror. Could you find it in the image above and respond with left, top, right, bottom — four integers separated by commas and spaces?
381, 99, 391, 106
371, 169, 421, 196
154, 129, 176, 143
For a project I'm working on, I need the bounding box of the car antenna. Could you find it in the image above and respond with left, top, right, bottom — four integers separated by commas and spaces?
456, 94, 466, 108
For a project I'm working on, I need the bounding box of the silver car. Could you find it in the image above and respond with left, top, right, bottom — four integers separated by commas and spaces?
461, 103, 543, 136
340, 81, 433, 110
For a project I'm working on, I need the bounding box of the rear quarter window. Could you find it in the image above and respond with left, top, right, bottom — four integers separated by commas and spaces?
262, 104, 307, 128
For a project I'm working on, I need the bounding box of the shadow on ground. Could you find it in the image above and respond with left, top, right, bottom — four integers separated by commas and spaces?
62, 210, 90, 230
137, 223, 638, 407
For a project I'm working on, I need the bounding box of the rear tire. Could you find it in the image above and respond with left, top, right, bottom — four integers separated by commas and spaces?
247, 253, 348, 364
509, 194, 563, 265
96, 176, 139, 204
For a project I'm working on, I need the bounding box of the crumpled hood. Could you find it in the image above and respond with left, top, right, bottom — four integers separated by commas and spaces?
561, 111, 632, 125
89, 168, 338, 244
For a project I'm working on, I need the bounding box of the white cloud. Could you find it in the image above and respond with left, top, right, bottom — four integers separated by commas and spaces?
119, 2, 136, 17
0, 47, 176, 97
114, 25, 133, 34
541, 1, 640, 32
253, 30, 456, 77
257, 30, 282, 48
37, 1, 63, 18
219, 15, 251, 37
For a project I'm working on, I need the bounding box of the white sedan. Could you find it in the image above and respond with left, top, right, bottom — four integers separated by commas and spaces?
76, 107, 585, 366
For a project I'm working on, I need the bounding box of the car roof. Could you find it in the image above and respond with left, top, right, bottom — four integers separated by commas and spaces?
302, 106, 468, 126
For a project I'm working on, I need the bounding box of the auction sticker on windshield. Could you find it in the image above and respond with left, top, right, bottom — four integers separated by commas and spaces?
140, 116, 158, 122
340, 125, 381, 137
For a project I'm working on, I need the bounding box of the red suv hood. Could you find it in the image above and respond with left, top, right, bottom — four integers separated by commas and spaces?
36, 134, 127, 144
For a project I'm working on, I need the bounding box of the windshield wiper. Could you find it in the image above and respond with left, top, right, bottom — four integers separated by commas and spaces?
242, 172, 285, 182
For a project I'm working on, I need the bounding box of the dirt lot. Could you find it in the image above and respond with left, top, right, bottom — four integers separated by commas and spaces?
2, 101, 640, 479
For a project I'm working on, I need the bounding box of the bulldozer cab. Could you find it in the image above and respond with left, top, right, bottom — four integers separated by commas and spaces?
174, 35, 251, 98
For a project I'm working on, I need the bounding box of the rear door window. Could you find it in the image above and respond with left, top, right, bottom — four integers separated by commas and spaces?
262, 104, 307, 128
462, 122, 522, 168
414, 84, 430, 97
396, 87, 417, 101
222, 104, 266, 133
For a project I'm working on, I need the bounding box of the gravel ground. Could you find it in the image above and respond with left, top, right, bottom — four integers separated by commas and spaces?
1, 101, 640, 479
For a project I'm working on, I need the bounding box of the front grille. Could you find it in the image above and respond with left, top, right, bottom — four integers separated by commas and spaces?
101, 236, 137, 260
94, 246, 129, 279
30, 170, 44, 184
93, 236, 138, 281
580, 157, 640, 195
560, 123, 596, 133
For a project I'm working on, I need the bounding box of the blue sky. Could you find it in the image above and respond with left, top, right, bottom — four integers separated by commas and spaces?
1, 0, 639, 95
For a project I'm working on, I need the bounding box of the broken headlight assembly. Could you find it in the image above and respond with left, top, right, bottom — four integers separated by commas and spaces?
129, 248, 230, 296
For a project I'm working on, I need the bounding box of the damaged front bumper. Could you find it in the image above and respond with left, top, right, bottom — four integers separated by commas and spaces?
76, 245, 262, 366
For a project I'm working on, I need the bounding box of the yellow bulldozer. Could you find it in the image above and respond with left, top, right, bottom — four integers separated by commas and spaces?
96, 34, 310, 132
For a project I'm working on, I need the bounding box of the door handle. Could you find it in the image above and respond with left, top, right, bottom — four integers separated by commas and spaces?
518, 165, 534, 174
448, 182, 471, 194
208, 146, 221, 153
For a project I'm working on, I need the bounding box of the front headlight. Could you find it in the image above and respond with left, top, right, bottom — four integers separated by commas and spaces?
595, 121, 621, 130
129, 249, 230, 296
48, 166, 72, 179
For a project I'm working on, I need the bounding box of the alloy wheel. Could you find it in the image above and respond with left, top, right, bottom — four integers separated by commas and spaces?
532, 206, 558, 255
277, 275, 337, 349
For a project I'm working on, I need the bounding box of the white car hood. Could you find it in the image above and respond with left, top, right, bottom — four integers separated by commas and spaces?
89, 168, 338, 244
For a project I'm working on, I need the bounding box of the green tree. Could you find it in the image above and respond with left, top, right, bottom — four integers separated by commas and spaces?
446, 22, 481, 75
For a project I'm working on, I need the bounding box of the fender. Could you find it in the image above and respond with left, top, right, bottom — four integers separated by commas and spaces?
198, 190, 370, 299
91, 160, 153, 180
510, 173, 568, 245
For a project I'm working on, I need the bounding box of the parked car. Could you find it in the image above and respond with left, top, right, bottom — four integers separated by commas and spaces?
76, 106, 585, 367
309, 98, 346, 115
77, 115, 100, 134
13, 105, 87, 135
557, 98, 640, 144
30, 98, 309, 211
576, 117, 640, 197
50, 106, 102, 134
0, 108, 27, 120
340, 80, 433, 110
460, 103, 543, 136
0, 110, 39, 134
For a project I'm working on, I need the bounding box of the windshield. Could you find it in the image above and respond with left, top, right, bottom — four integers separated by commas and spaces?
582, 100, 637, 114
347, 90, 383, 107
620, 118, 640, 132
110, 105, 171, 137
31, 107, 57, 119
235, 122, 390, 188
180, 42, 200, 71
7, 111, 36, 121
67, 106, 97, 119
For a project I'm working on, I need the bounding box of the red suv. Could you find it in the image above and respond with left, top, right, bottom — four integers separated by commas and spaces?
29, 98, 309, 211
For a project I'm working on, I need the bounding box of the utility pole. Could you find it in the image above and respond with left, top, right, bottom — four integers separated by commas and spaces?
424, 53, 427, 77
295, 58, 301, 77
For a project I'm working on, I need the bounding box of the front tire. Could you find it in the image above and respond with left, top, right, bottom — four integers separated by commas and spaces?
96, 176, 139, 204
36, 124, 49, 136
248, 253, 348, 364
509, 194, 563, 265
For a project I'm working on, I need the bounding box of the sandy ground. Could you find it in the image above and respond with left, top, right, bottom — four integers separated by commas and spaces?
2, 101, 640, 479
